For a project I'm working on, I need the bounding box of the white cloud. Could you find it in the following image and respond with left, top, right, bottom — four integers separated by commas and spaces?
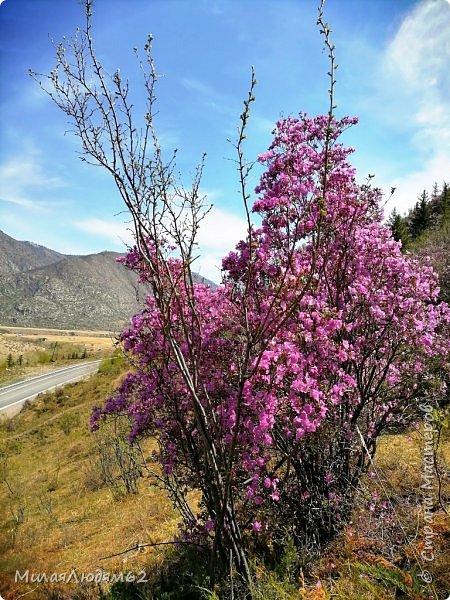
387, 3, 448, 85
385, 151, 450, 216
74, 218, 134, 247
380, 0, 450, 214
158, 130, 181, 150
195, 206, 248, 282
181, 77, 218, 98
0, 152, 65, 209
197, 206, 247, 250
180, 77, 233, 115
202, 0, 228, 16
251, 115, 276, 135
75, 203, 248, 284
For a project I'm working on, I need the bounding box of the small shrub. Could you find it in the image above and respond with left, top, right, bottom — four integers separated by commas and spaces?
20, 398, 33, 412
67, 441, 85, 459
4, 417, 17, 432
59, 411, 80, 435
37, 490, 55, 516
83, 461, 106, 492
87, 414, 142, 498
98, 351, 127, 377
37, 351, 52, 364
105, 546, 214, 600
54, 387, 65, 402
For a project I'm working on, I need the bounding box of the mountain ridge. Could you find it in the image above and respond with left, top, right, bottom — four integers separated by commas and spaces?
0, 230, 67, 274
0, 231, 212, 331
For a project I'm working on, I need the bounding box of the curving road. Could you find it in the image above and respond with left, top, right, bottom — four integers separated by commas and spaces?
0, 360, 101, 413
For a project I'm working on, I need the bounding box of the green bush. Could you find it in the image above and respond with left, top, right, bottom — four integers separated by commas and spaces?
59, 412, 80, 435
98, 351, 127, 377
37, 351, 52, 364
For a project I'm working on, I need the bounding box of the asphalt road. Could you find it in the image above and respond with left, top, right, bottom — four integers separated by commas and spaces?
0, 360, 101, 413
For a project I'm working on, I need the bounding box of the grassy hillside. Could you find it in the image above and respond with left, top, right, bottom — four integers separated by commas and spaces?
1, 359, 449, 599
0, 361, 179, 599
389, 182, 449, 303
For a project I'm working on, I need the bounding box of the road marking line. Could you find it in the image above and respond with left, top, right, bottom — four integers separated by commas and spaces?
0, 361, 101, 394
0, 365, 100, 411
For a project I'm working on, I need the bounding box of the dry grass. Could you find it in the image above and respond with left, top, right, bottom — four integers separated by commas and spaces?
0, 325, 115, 359
309, 426, 450, 599
1, 365, 449, 599
0, 326, 116, 385
0, 370, 178, 600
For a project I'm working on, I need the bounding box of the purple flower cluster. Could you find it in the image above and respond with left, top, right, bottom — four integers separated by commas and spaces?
91, 113, 449, 542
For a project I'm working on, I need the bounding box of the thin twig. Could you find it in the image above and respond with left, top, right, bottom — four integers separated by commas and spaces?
99, 539, 208, 561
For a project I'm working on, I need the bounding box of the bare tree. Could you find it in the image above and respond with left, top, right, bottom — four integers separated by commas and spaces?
30, 1, 345, 592
30, 0, 255, 585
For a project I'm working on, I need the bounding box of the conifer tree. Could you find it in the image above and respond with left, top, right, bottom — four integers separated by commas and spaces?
437, 182, 449, 223
387, 208, 409, 248
409, 190, 431, 238
431, 182, 439, 200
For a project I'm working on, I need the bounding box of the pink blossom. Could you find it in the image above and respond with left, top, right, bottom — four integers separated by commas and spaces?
91, 111, 449, 547
252, 521, 262, 532
205, 520, 215, 532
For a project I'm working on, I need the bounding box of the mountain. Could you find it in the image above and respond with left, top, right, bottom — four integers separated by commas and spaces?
0, 232, 214, 331
0, 230, 66, 273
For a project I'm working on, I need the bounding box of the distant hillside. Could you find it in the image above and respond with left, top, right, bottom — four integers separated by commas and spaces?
0, 232, 214, 331
388, 182, 449, 303
0, 230, 65, 273
387, 182, 449, 248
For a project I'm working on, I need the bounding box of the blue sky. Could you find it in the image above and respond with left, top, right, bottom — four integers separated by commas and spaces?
0, 0, 449, 282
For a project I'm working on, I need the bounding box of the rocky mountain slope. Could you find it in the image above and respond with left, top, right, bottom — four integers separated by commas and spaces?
0, 231, 214, 331
0, 230, 65, 274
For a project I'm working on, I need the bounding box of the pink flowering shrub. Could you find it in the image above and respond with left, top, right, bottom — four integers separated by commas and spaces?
91, 114, 449, 560
35, 0, 448, 587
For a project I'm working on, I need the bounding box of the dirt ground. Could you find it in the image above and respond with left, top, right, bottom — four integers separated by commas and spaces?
0, 326, 116, 360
